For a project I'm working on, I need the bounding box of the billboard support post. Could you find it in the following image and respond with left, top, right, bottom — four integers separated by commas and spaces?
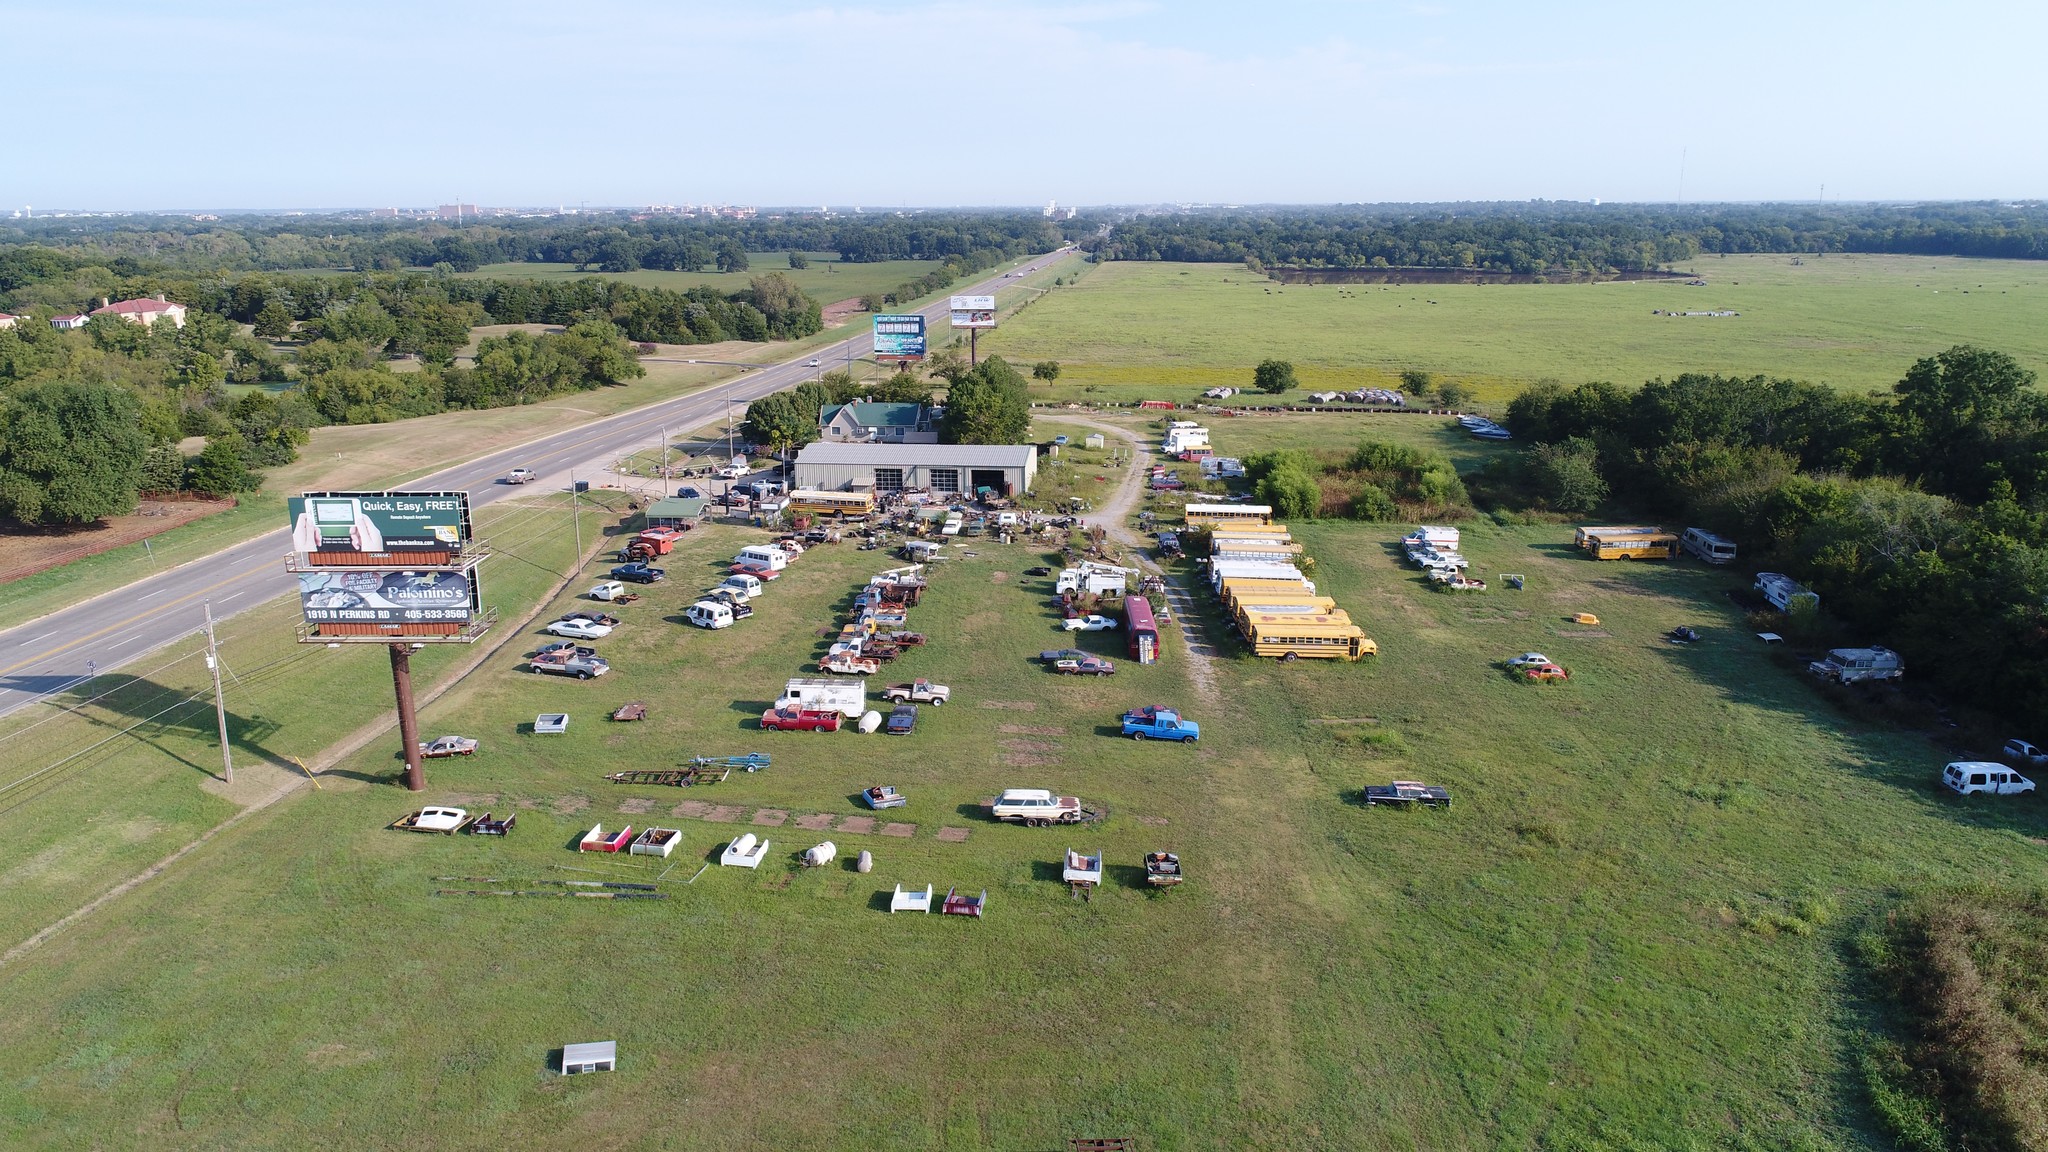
970, 327, 979, 367
390, 643, 424, 792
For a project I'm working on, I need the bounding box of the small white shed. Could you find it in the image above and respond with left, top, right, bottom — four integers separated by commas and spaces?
1084, 434, 1106, 449
562, 1041, 617, 1075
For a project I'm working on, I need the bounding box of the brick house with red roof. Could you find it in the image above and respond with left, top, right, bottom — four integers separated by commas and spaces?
91, 295, 187, 328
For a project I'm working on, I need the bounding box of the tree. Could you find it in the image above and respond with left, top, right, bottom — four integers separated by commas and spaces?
872, 371, 933, 405
941, 355, 1032, 444
715, 240, 750, 274
1530, 436, 1608, 514
1256, 463, 1321, 519
1350, 484, 1399, 521
859, 293, 886, 313
252, 301, 295, 339
139, 444, 186, 494
1436, 379, 1474, 409
787, 251, 810, 270
1400, 369, 1435, 396
744, 393, 814, 458
1253, 359, 1298, 394
1032, 361, 1062, 382
187, 433, 256, 495
0, 381, 147, 525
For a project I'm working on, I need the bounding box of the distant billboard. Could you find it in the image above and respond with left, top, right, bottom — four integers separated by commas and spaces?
949, 295, 997, 329
872, 314, 927, 361
296, 569, 478, 626
288, 492, 472, 557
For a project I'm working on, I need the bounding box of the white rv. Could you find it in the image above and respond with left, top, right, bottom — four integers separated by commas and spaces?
1754, 572, 1819, 613
776, 677, 867, 718
1681, 527, 1738, 565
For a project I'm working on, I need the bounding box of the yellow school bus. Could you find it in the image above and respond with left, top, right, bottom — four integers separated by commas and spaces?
1184, 503, 1274, 529
1219, 577, 1318, 611
1584, 531, 1679, 560
1208, 526, 1301, 552
788, 488, 876, 517
1241, 614, 1376, 661
1233, 598, 1345, 637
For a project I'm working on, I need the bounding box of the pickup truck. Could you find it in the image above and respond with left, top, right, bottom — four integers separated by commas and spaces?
819, 654, 880, 676
881, 679, 950, 705
1363, 780, 1452, 808
529, 653, 610, 679
760, 707, 841, 732
1121, 706, 1199, 743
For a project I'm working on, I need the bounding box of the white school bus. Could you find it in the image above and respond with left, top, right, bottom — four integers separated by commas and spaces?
1185, 503, 1274, 529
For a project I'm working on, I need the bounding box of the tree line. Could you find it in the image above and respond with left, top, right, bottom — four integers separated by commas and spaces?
0, 211, 1080, 275
1494, 346, 2048, 721
1090, 202, 2048, 275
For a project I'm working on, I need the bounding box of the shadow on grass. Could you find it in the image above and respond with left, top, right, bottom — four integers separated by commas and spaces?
46, 673, 285, 783
1107, 863, 1153, 891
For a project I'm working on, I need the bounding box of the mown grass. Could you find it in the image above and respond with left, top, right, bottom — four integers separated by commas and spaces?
983, 254, 2048, 408
457, 255, 943, 306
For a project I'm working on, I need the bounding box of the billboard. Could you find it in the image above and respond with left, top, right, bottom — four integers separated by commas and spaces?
297, 569, 478, 625
948, 295, 997, 329
288, 492, 472, 556
872, 314, 927, 361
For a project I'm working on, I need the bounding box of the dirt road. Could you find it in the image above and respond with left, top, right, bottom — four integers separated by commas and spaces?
1057, 414, 1221, 703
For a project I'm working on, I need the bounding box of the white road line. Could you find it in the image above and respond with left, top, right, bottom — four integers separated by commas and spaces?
217, 592, 242, 602
25, 632, 56, 643
138, 590, 161, 599
107, 636, 139, 649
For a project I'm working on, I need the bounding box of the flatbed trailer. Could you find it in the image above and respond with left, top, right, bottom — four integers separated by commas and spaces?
605, 767, 729, 787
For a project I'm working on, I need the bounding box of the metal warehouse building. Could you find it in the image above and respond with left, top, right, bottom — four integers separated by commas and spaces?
791, 443, 1038, 497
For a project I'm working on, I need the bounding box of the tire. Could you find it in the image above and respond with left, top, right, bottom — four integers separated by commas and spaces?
930, 699, 942, 706
1282, 652, 1299, 663
1132, 732, 1146, 741
577, 672, 591, 680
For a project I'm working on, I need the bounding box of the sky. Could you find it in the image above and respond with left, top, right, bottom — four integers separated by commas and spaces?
2, 0, 2043, 210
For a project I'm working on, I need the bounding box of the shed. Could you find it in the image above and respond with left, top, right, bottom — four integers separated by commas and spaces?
1084, 434, 1105, 449
645, 496, 707, 528
792, 442, 1037, 498
561, 1041, 616, 1075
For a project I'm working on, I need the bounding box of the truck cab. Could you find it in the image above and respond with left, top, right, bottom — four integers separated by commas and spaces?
1943, 761, 2036, 796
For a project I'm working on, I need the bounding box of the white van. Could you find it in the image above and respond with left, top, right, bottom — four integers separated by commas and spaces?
684, 601, 734, 630
776, 677, 866, 718
1681, 527, 1738, 565
1942, 762, 2036, 796
734, 545, 789, 572
720, 573, 763, 601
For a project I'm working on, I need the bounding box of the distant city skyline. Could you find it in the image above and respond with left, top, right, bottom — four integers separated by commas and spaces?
4, 0, 2043, 209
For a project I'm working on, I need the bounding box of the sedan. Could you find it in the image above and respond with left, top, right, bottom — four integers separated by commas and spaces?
886, 704, 919, 735
1055, 657, 1115, 676
1039, 648, 1089, 663
610, 563, 666, 584
1506, 652, 1554, 668
805, 358, 822, 368
418, 735, 479, 758
1061, 614, 1120, 632
504, 468, 536, 484
1524, 663, 1571, 682
545, 618, 614, 640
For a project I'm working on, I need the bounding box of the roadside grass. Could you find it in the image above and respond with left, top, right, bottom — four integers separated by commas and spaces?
983, 255, 2048, 408
0, 358, 736, 627
0, 495, 589, 953
456, 255, 944, 305
3, 464, 2043, 1147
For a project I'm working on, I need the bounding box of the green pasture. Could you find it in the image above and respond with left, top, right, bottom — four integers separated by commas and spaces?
1, 418, 2039, 1147
457, 255, 942, 306
985, 255, 2048, 407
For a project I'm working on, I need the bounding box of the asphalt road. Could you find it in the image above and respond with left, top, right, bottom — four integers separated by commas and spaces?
0, 248, 1080, 718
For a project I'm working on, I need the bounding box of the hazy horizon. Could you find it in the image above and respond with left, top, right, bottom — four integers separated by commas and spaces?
5, 0, 2043, 208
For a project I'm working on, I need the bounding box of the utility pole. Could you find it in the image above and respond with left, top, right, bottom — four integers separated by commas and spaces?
390, 643, 423, 791
570, 471, 583, 558
204, 603, 233, 784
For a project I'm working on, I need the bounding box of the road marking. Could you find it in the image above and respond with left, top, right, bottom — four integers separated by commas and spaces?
107, 636, 139, 649
24, 632, 56, 644
137, 590, 161, 599
0, 567, 268, 679
217, 592, 241, 602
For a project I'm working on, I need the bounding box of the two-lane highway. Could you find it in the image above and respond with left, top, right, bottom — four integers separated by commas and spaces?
0, 248, 1079, 718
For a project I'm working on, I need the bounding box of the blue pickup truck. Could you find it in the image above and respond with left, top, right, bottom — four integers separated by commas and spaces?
1121, 706, 1200, 743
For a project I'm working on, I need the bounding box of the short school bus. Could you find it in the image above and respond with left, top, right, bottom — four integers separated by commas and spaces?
1239, 613, 1377, 661
1185, 503, 1274, 529
788, 489, 876, 517
1583, 532, 1679, 560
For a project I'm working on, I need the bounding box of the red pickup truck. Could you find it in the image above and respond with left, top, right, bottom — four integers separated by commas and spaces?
760, 707, 842, 732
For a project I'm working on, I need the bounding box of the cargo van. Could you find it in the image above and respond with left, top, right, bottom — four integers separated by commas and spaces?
684, 601, 734, 629
1942, 762, 2036, 796
734, 545, 789, 572
1681, 527, 1738, 565
776, 677, 866, 718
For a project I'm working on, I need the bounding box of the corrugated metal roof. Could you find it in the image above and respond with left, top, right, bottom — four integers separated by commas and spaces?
647, 497, 707, 518
563, 1041, 616, 1066
794, 443, 1035, 467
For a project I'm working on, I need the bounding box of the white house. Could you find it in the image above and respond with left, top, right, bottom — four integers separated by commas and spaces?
50, 313, 90, 330
0, 312, 23, 330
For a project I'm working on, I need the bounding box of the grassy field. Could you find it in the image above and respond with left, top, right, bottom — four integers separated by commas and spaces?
984, 255, 2048, 407
457, 255, 942, 305
0, 406, 2039, 1147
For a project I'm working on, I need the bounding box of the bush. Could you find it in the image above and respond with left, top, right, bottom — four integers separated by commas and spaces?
1350, 484, 1399, 521
187, 433, 257, 496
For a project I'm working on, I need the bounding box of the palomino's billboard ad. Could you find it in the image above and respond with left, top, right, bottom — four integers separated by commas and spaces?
296, 569, 477, 625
